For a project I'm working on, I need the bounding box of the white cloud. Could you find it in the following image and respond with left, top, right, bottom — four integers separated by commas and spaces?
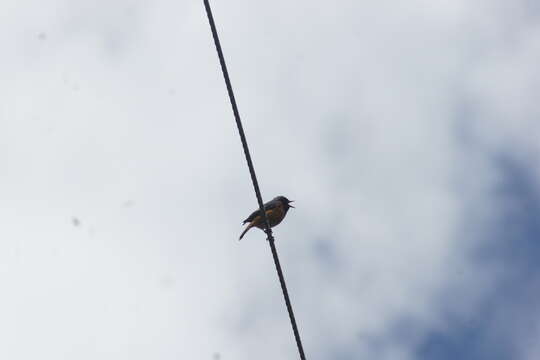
1, 0, 539, 359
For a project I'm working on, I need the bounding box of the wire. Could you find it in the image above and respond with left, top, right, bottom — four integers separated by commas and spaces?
203, 1, 307, 359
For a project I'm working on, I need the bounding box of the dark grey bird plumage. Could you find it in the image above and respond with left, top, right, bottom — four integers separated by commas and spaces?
239, 196, 294, 240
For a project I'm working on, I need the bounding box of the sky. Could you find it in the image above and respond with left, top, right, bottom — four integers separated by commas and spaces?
1, 0, 540, 359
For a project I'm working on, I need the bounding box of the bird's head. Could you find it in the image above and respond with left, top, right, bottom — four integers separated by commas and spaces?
275, 196, 295, 209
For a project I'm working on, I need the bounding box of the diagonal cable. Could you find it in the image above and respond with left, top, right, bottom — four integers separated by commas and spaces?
203, 1, 307, 359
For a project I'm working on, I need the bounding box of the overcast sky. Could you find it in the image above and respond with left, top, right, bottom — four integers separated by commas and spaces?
2, 1, 540, 359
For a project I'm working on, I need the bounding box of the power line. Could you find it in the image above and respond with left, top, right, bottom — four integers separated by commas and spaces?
202, 1, 307, 359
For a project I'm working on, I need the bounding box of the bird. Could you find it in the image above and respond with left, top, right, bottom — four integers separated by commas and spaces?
239, 196, 294, 240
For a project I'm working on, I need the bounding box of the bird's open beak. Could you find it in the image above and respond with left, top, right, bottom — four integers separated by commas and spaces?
289, 200, 295, 208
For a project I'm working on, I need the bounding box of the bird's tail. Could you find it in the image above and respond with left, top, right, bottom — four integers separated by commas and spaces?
239, 224, 253, 240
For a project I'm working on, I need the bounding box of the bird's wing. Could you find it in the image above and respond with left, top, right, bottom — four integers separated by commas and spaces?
243, 208, 261, 224
242, 200, 279, 224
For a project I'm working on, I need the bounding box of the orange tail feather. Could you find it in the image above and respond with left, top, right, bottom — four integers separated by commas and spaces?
239, 224, 253, 240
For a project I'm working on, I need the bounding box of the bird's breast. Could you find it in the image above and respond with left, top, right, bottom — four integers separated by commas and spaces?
266, 206, 285, 227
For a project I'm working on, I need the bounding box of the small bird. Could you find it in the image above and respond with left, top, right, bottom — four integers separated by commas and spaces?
239, 196, 294, 240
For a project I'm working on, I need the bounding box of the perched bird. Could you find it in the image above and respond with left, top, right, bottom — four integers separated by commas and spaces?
239, 196, 294, 240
